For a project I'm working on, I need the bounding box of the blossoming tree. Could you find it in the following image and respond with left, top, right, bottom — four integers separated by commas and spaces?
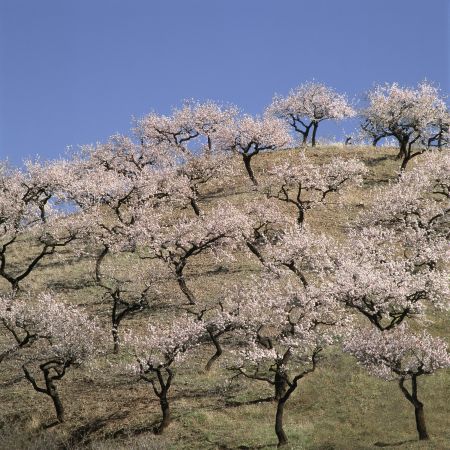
360, 81, 448, 170
358, 151, 450, 239
218, 115, 292, 185
0, 293, 103, 423
344, 324, 450, 440
125, 315, 205, 434
133, 203, 251, 306
265, 154, 367, 226
267, 82, 355, 146
0, 161, 82, 293
135, 100, 238, 156
329, 227, 449, 330
219, 275, 345, 447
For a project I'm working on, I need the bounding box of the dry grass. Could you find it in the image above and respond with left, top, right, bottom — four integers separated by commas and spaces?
0, 145, 449, 450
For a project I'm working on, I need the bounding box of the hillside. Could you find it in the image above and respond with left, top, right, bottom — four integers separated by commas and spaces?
0, 145, 449, 450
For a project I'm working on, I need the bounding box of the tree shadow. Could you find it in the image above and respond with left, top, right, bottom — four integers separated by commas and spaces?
46, 278, 97, 292
362, 154, 394, 167
43, 420, 61, 429
224, 396, 275, 408
215, 444, 267, 450
374, 439, 417, 447
61, 410, 129, 449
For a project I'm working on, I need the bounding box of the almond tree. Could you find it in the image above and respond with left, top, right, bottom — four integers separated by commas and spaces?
220, 275, 344, 447
79, 133, 175, 174
0, 161, 82, 294
333, 163, 450, 440
219, 115, 292, 185
267, 82, 355, 147
355, 152, 450, 281
94, 251, 165, 354
0, 294, 42, 364
343, 324, 450, 441
360, 81, 447, 170
176, 100, 239, 153
329, 227, 449, 331
240, 197, 289, 266
265, 154, 367, 226
136, 100, 238, 156
125, 315, 205, 434
176, 151, 236, 216
133, 203, 252, 305
358, 151, 450, 238
1, 293, 102, 423
263, 226, 337, 288
65, 140, 192, 215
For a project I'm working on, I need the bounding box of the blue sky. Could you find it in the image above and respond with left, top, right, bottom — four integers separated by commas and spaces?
0, 0, 448, 165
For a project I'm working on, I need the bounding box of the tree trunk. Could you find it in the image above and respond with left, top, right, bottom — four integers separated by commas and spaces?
242, 154, 258, 186
205, 331, 223, 372
399, 376, 429, 441
275, 398, 288, 447
190, 197, 201, 216
311, 122, 319, 147
296, 207, 305, 227
274, 372, 287, 401
399, 141, 413, 172
414, 403, 429, 440
95, 245, 108, 283
207, 135, 212, 153
400, 154, 411, 172
437, 131, 443, 148
11, 281, 19, 296
44, 374, 65, 423
112, 325, 120, 354
396, 139, 408, 159
246, 240, 265, 265
111, 298, 121, 353
175, 264, 196, 305
302, 131, 308, 145
50, 389, 65, 423
155, 395, 171, 434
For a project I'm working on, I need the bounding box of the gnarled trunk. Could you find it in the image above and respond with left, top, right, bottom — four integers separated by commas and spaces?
275, 398, 288, 447
44, 371, 65, 423
49, 388, 65, 423
274, 372, 288, 401
311, 122, 319, 147
175, 263, 196, 305
296, 207, 305, 227
242, 154, 258, 186
190, 197, 201, 216
155, 394, 171, 434
246, 240, 265, 265
414, 402, 429, 440
205, 330, 223, 372
111, 296, 121, 354
396, 138, 408, 159
112, 324, 120, 354
302, 132, 308, 145
399, 376, 429, 441
400, 154, 411, 172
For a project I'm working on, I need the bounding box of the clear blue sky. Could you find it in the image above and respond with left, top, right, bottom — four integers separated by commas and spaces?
1, 0, 448, 165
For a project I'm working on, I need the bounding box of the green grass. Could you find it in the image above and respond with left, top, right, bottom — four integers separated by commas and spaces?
0, 145, 449, 450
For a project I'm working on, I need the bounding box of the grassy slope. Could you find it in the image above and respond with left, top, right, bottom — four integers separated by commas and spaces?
0, 146, 449, 450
